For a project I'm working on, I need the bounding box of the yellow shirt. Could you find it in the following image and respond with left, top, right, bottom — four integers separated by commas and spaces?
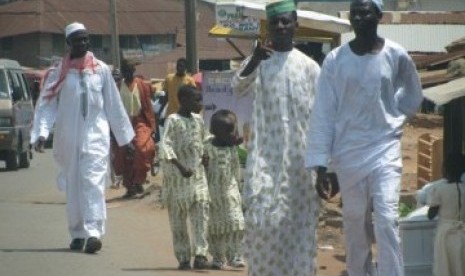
163, 73, 196, 116
119, 81, 142, 117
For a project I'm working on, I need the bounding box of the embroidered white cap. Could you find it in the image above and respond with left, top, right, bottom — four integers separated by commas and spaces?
65, 22, 87, 38
372, 0, 383, 11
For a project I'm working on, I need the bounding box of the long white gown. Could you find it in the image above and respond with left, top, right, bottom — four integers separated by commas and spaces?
305, 39, 423, 276
232, 48, 321, 276
31, 57, 134, 239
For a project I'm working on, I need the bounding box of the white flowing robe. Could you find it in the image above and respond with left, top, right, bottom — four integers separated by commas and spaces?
305, 39, 423, 276
232, 49, 321, 276
31, 57, 134, 238
305, 39, 423, 187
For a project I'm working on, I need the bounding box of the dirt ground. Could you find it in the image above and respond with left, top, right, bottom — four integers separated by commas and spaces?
316, 113, 444, 275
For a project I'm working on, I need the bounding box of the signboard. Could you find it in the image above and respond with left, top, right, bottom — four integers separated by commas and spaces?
202, 71, 253, 147
215, 5, 260, 33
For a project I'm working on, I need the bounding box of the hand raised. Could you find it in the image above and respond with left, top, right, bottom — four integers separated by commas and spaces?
251, 41, 273, 62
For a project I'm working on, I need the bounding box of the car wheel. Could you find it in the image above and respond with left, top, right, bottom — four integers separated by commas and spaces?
6, 150, 19, 171
19, 149, 30, 168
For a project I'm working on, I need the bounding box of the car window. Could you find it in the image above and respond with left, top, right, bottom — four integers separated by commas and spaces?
21, 73, 32, 99
8, 70, 26, 101
0, 70, 8, 99
16, 71, 29, 100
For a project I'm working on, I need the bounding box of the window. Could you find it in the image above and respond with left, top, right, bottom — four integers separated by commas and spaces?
1, 37, 13, 51
120, 34, 175, 55
8, 70, 28, 101
0, 70, 8, 99
19, 73, 30, 99
90, 35, 103, 49
52, 34, 65, 54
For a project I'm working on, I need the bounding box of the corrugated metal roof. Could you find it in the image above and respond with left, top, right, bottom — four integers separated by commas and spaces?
341, 25, 465, 52
0, 0, 185, 37
414, 50, 465, 69
0, 0, 254, 79
424, 77, 465, 105
447, 37, 465, 53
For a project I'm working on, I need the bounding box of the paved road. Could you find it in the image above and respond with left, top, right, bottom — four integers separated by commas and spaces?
0, 151, 247, 276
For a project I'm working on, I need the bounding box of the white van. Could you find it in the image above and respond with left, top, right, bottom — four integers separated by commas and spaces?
0, 59, 34, 170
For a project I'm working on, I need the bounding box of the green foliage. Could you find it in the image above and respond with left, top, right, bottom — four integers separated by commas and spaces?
399, 202, 415, 217
237, 146, 247, 167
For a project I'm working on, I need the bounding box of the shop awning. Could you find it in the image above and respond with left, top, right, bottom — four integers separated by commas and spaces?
208, 24, 259, 39
211, 1, 351, 44
232, 0, 351, 34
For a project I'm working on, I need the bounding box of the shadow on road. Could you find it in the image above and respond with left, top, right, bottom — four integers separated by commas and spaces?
1, 248, 74, 253
30, 201, 65, 205
122, 267, 244, 273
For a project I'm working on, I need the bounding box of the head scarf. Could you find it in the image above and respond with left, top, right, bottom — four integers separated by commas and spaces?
265, 0, 296, 18
65, 22, 87, 39
43, 22, 97, 100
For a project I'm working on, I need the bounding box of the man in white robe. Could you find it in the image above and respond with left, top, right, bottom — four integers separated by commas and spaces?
31, 22, 134, 254
305, 1, 423, 275
232, 1, 321, 275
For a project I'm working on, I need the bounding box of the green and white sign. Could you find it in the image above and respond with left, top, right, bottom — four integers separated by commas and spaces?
215, 5, 260, 33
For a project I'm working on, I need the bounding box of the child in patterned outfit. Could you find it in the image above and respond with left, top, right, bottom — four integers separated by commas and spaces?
204, 109, 246, 269
161, 85, 210, 270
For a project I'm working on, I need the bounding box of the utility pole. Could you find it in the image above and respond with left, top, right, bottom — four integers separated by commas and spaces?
109, 0, 120, 70
185, 0, 198, 74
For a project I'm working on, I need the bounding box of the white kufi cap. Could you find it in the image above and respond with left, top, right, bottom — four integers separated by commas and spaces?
65, 22, 87, 38
372, 0, 384, 11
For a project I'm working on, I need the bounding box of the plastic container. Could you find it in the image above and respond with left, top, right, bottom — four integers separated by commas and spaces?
399, 206, 437, 276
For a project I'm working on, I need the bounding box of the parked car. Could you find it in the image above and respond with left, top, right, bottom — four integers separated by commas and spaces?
0, 59, 34, 170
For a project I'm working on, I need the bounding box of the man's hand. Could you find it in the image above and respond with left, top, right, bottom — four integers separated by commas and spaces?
251, 41, 273, 62
34, 136, 46, 153
240, 41, 274, 77
315, 167, 340, 200
123, 142, 136, 157
170, 158, 193, 178
179, 166, 193, 178
201, 153, 209, 167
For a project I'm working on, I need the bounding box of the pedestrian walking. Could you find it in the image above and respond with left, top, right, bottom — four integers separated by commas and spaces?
163, 58, 197, 117
232, 0, 321, 274
160, 84, 210, 270
305, 0, 423, 275
204, 110, 246, 270
112, 58, 156, 199
31, 22, 134, 254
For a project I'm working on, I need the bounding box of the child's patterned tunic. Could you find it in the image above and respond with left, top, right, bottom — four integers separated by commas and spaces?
204, 137, 245, 235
